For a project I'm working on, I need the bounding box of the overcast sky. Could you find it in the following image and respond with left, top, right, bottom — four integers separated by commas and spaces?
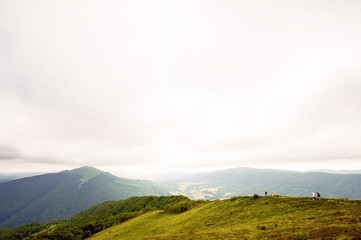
1, 0, 361, 178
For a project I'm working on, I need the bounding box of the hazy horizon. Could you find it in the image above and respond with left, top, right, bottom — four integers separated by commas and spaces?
1, 1, 361, 177
2, 165, 361, 182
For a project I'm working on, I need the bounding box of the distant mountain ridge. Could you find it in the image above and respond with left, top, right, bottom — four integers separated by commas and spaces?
159, 167, 361, 200
2, 166, 361, 227
312, 169, 361, 174
0, 166, 169, 227
0, 172, 43, 183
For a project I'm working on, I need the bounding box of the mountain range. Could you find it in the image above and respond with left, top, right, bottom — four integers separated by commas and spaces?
158, 167, 361, 200
2, 166, 361, 228
0, 166, 169, 227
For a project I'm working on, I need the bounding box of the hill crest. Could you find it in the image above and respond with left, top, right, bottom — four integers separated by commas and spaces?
66, 166, 103, 186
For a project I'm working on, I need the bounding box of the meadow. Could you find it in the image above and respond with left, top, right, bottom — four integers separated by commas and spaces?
89, 195, 361, 240
2, 195, 361, 239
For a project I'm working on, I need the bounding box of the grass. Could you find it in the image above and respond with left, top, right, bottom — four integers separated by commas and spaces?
89, 196, 361, 240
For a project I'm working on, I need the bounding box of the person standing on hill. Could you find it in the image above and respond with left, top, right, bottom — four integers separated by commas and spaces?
317, 192, 321, 200
265, 191, 267, 196
312, 192, 316, 200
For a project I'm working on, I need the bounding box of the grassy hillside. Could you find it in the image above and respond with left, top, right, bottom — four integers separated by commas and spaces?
89, 196, 361, 240
160, 168, 361, 200
13, 196, 190, 240
0, 166, 169, 227
2, 195, 361, 239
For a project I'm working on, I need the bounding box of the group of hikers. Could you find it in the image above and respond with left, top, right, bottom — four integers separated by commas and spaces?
263, 191, 321, 199
313, 191, 321, 200
264, 191, 279, 197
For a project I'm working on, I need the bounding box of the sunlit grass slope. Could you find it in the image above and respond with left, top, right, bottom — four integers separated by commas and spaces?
90, 196, 361, 240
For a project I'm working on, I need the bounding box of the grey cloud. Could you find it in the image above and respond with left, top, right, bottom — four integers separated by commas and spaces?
0, 145, 21, 160
0, 145, 73, 165
23, 156, 74, 164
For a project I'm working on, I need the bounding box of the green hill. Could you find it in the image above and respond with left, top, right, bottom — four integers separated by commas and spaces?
89, 196, 361, 240
159, 168, 361, 200
0, 166, 169, 228
4, 195, 361, 240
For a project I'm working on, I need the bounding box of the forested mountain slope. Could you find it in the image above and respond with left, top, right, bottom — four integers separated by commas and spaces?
0, 166, 169, 227
0, 195, 190, 240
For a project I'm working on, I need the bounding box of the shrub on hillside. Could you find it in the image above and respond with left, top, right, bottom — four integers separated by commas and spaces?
230, 196, 242, 201
163, 201, 191, 214
253, 194, 260, 199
